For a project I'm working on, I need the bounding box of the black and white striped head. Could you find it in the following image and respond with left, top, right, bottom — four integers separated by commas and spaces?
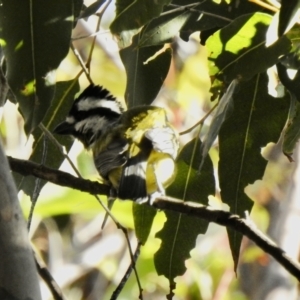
54, 84, 124, 148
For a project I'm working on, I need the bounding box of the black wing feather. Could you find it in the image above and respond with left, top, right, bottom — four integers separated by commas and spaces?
118, 139, 152, 202
93, 138, 128, 179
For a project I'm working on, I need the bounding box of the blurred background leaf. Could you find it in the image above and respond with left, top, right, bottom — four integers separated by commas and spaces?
14, 79, 80, 197
0, 0, 77, 135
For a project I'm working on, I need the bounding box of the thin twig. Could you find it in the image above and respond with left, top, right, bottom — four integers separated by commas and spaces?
86, 0, 113, 71
248, 0, 278, 12
72, 30, 111, 41
39, 124, 82, 178
110, 242, 142, 300
70, 43, 93, 84
120, 229, 143, 298
179, 103, 219, 135
34, 252, 65, 300
167, 3, 232, 22
27, 134, 48, 230
161, 3, 201, 17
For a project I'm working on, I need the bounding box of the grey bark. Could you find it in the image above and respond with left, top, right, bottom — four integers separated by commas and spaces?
0, 137, 41, 300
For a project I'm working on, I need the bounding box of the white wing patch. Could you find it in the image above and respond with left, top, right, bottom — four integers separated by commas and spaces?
145, 127, 179, 159
125, 162, 147, 178
77, 97, 122, 114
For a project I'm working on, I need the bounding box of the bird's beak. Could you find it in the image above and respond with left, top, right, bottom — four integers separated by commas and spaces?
53, 121, 74, 135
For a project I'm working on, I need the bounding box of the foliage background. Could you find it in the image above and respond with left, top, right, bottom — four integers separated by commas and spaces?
0, 0, 300, 299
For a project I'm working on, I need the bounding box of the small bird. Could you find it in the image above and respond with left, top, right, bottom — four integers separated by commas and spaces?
54, 84, 179, 203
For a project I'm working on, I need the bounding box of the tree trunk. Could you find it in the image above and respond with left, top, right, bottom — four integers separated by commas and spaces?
0, 138, 41, 299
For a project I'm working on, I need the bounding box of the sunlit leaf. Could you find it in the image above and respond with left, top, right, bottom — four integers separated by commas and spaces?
14, 79, 80, 197
218, 73, 290, 270
120, 34, 172, 108
177, 0, 261, 42
0, 0, 74, 135
154, 138, 215, 292
206, 13, 291, 94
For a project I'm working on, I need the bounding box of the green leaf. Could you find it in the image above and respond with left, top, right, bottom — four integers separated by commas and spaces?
176, 0, 261, 41
73, 0, 84, 26
206, 12, 291, 94
110, 0, 171, 47
120, 34, 172, 107
154, 138, 215, 292
199, 79, 238, 171
14, 79, 80, 197
0, 0, 74, 135
278, 0, 300, 36
139, 10, 192, 47
277, 61, 300, 98
79, 0, 106, 19
283, 94, 300, 158
218, 73, 290, 270
133, 203, 156, 245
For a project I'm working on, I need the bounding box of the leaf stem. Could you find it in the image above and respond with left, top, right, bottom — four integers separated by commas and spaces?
70, 43, 93, 84
86, 0, 113, 70
179, 102, 219, 135
167, 3, 232, 22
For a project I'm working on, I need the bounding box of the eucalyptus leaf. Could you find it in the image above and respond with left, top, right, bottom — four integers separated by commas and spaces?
133, 203, 156, 245
178, 0, 260, 42
206, 12, 291, 94
283, 94, 300, 158
154, 138, 215, 291
139, 10, 192, 47
199, 79, 238, 172
110, 0, 171, 47
14, 79, 80, 197
278, 0, 300, 36
120, 34, 172, 107
218, 73, 290, 270
79, 0, 106, 19
0, 0, 74, 135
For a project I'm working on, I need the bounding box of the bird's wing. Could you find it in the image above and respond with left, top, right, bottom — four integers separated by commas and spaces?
93, 138, 128, 179
118, 143, 150, 203
144, 126, 179, 159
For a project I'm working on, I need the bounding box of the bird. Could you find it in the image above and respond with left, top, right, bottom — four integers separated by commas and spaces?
53, 83, 179, 204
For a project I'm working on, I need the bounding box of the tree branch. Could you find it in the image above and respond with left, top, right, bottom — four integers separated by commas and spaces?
153, 196, 300, 281
8, 156, 109, 195
8, 156, 300, 281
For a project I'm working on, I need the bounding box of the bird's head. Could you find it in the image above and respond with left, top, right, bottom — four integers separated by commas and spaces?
54, 84, 124, 148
